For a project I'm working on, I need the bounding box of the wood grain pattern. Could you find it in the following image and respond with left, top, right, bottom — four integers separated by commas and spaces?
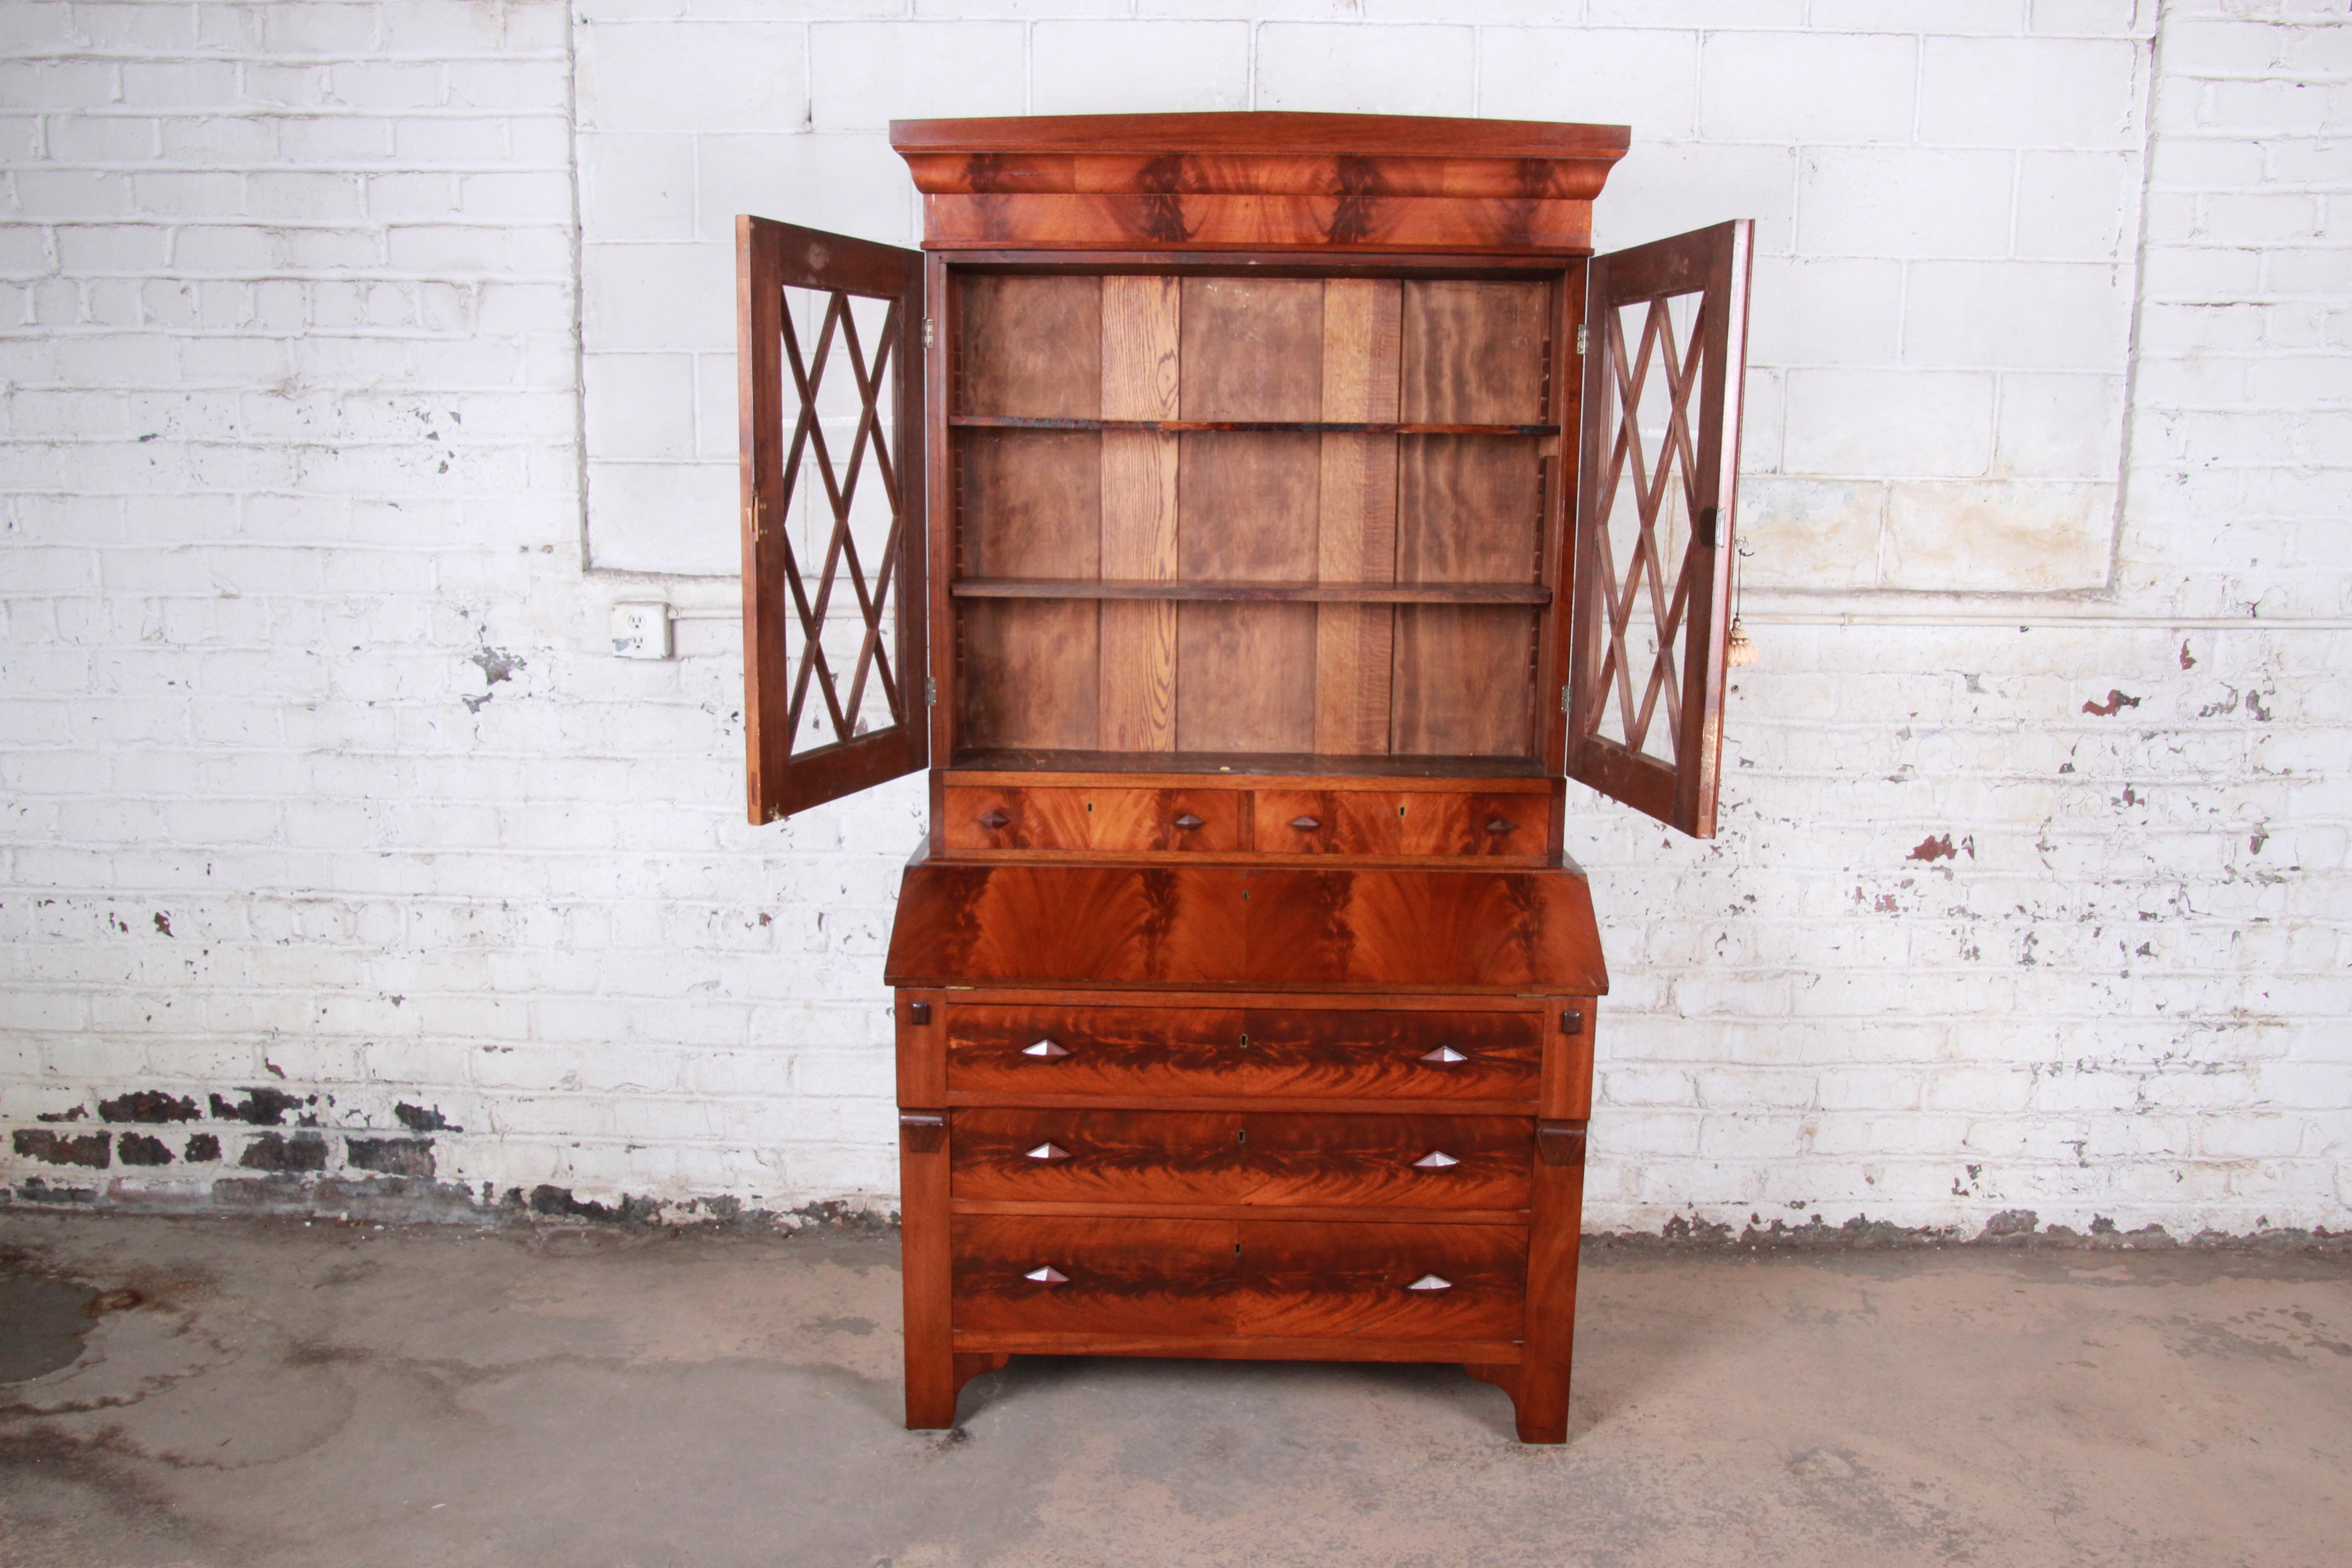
949, 1214, 1527, 1343
920, 193, 1595, 255
886, 860, 1609, 993
1251, 789, 1538, 857
1515, 1120, 1586, 1442
1394, 279, 1551, 759
957, 275, 1103, 751
950, 1108, 1533, 1211
941, 785, 1243, 853
901, 1108, 956, 1426
890, 111, 1630, 169
1315, 277, 1401, 755
1098, 274, 1180, 751
943, 1002, 1543, 1104
1176, 278, 1324, 754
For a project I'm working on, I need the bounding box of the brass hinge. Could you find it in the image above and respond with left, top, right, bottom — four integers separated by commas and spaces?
924, 675, 936, 706
1574, 323, 1588, 356
922, 317, 935, 348
1559, 684, 1571, 715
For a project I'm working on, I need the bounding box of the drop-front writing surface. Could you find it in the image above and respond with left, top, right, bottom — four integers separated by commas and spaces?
733, 111, 1754, 1444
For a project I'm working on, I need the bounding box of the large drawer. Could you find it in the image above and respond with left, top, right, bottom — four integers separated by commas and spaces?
945, 1003, 1543, 1106
951, 1108, 1532, 1211
951, 1215, 1526, 1343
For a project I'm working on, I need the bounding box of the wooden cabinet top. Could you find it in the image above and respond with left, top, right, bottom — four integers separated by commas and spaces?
889, 111, 1633, 255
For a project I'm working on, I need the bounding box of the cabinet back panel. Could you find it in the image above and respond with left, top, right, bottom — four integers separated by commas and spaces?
958, 274, 1102, 416
952, 267, 1558, 768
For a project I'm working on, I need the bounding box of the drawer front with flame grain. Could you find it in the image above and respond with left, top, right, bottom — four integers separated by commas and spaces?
950, 1215, 1528, 1343
944, 1004, 1544, 1106
943, 786, 1242, 852
951, 1108, 1533, 1211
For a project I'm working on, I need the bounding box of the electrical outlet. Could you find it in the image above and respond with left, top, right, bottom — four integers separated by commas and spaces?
610, 602, 671, 660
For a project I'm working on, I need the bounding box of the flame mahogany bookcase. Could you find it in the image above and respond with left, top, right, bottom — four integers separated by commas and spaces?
735, 113, 1752, 1443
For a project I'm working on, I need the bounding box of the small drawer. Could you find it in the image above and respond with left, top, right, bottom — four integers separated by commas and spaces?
945, 1003, 1543, 1105
951, 1108, 1533, 1211
1254, 790, 1538, 857
951, 1215, 1525, 1343
944, 786, 1242, 853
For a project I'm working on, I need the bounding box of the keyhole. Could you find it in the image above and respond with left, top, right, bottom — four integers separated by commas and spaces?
1085, 800, 1093, 812
1238, 1032, 1250, 1049
1235, 1128, 1248, 1145
1398, 804, 1407, 817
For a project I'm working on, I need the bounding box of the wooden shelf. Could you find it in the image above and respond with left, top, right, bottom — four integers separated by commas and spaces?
951, 414, 1558, 436
951, 578, 1551, 605
949, 748, 1549, 780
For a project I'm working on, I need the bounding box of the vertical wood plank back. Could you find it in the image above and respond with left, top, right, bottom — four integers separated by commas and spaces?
1176, 278, 1324, 753
1393, 280, 1550, 758
1099, 275, 1181, 750
958, 275, 1105, 750
1313, 279, 1402, 755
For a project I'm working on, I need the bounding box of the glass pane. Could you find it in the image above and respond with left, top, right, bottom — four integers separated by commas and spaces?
1590, 289, 1703, 767
775, 284, 906, 755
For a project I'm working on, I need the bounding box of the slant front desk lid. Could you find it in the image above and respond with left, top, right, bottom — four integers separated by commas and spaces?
884, 854, 1607, 994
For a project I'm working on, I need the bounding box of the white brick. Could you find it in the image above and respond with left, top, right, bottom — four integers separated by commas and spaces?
1746, 258, 1903, 368
1904, 261, 2136, 371
2015, 151, 2141, 261
578, 21, 807, 133
1254, 24, 1476, 118
693, 132, 912, 246
1882, 480, 2113, 590
1919, 36, 2144, 148
1798, 148, 2015, 260
1784, 368, 1994, 477
583, 353, 696, 461
1476, 28, 1698, 142
1698, 31, 1916, 145
1030, 22, 1250, 116
1995, 372, 2126, 480
807, 22, 1024, 133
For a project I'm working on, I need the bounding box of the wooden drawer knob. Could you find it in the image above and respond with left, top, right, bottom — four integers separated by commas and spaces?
1419, 1044, 1468, 1064
1406, 1274, 1453, 1292
1024, 1266, 1067, 1285
1021, 1039, 1069, 1059
1485, 817, 1516, 835
1412, 1150, 1460, 1169
1024, 1142, 1070, 1161
1289, 815, 1322, 831
977, 809, 1009, 830
1173, 813, 1204, 830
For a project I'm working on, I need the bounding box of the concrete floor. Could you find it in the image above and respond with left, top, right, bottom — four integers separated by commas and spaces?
0, 1215, 2344, 1568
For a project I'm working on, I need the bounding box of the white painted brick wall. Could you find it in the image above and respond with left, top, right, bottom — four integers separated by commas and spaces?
2, 0, 2347, 1236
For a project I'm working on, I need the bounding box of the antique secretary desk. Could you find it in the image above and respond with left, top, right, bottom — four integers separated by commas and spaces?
735, 113, 1751, 1443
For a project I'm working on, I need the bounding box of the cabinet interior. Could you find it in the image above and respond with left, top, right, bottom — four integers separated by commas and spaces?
947, 267, 1566, 775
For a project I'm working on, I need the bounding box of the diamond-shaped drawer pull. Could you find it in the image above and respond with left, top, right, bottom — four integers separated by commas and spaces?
1288, 815, 1321, 832
1485, 817, 1516, 835
1024, 1266, 1067, 1285
1406, 1274, 1453, 1292
1022, 1039, 1069, 1059
1413, 1151, 1460, 1169
1025, 1142, 1070, 1161
1173, 813, 1204, 830
1419, 1045, 1468, 1064
977, 810, 1009, 830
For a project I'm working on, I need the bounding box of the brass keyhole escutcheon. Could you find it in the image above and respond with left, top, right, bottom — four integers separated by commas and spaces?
1236, 1128, 1247, 1145
1238, 1032, 1250, 1049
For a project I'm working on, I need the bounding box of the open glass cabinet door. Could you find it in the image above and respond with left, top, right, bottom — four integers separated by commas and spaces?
737, 217, 929, 823
1568, 219, 1754, 839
